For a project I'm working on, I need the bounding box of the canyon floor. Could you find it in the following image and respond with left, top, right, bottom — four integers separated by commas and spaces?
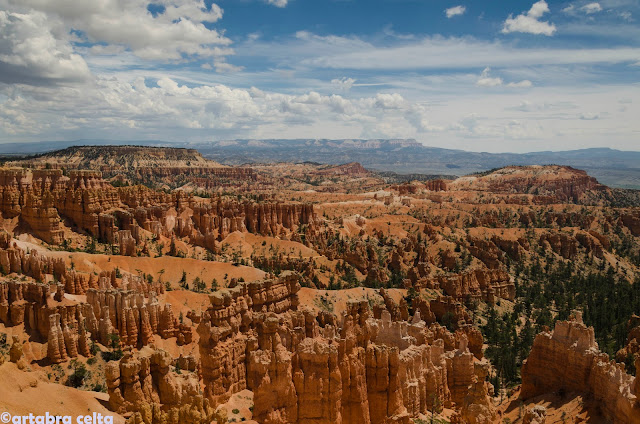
0, 145, 639, 424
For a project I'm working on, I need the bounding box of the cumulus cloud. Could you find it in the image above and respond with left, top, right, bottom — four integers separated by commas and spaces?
506, 80, 533, 88
0, 75, 439, 140
2, 0, 232, 62
563, 2, 603, 16
580, 112, 600, 120
502, 0, 556, 36
1, 70, 638, 151
581, 2, 602, 14
331, 77, 356, 91
476, 68, 532, 88
476, 68, 503, 87
0, 9, 90, 84
213, 60, 244, 73
267, 0, 288, 7
445, 6, 466, 18
374, 93, 406, 109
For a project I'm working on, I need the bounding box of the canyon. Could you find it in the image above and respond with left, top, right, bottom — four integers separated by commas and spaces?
0, 146, 639, 424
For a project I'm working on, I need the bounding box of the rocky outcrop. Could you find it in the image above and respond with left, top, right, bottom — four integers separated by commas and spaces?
521, 313, 640, 424
424, 179, 448, 192
197, 272, 494, 424
416, 269, 514, 304
47, 313, 70, 364
523, 405, 547, 424
192, 200, 316, 242
119, 230, 136, 257
617, 314, 640, 363
622, 211, 640, 236
106, 347, 213, 424
0, 238, 171, 363
538, 233, 578, 260
448, 166, 606, 203
86, 284, 182, 349
0, 168, 315, 250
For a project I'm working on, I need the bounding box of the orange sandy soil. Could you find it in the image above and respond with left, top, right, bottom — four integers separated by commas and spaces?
0, 362, 126, 424
298, 287, 406, 316
153, 290, 211, 359
0, 324, 47, 363
221, 231, 318, 259
500, 389, 609, 423
14, 238, 266, 289
216, 389, 257, 424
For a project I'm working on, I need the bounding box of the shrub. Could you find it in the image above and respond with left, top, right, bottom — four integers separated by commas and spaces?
68, 363, 88, 388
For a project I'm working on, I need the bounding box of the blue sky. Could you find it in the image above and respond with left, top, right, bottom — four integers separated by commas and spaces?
0, 0, 638, 152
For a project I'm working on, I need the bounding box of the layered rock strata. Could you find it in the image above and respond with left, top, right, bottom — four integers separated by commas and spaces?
521, 313, 640, 424
197, 272, 495, 424
106, 347, 213, 424
0, 168, 316, 251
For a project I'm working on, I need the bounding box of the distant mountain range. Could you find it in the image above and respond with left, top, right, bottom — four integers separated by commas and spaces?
1, 138, 639, 189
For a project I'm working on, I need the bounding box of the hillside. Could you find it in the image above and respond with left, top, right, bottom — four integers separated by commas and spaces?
5, 145, 256, 191
2, 139, 639, 188
0, 158, 638, 423
12, 145, 220, 169
3, 139, 639, 189
190, 140, 640, 189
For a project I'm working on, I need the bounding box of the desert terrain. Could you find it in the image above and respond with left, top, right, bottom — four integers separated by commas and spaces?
0, 146, 638, 424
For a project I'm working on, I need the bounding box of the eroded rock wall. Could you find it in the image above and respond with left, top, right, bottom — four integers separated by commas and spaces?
521, 314, 640, 424
197, 272, 494, 424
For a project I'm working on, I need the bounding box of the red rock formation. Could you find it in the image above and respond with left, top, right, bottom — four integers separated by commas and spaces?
622, 211, 640, 236
0, 168, 316, 250
198, 273, 494, 424
425, 179, 448, 192
617, 315, 640, 363
538, 232, 578, 259
417, 269, 514, 304
523, 405, 547, 424
521, 313, 640, 424
47, 313, 69, 364
448, 166, 607, 203
118, 230, 136, 257
106, 347, 213, 424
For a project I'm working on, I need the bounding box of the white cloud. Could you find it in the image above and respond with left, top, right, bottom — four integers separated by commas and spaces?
445, 6, 466, 18
581, 2, 602, 14
213, 60, 244, 73
0, 0, 637, 152
0, 9, 90, 84
620, 11, 633, 21
476, 68, 503, 87
502, 0, 557, 36
475, 68, 532, 88
580, 112, 600, 120
2, 0, 232, 62
331, 77, 356, 91
267, 0, 288, 7
288, 35, 640, 70
1, 71, 639, 152
506, 80, 533, 88
0, 75, 440, 140
564, 2, 606, 16
374, 93, 406, 109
